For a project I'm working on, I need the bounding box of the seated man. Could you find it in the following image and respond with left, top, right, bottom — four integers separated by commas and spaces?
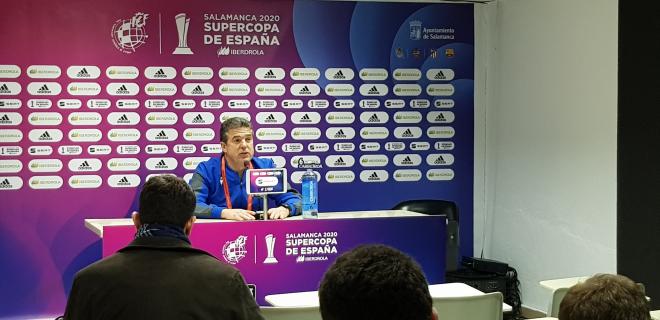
319, 244, 438, 320
64, 175, 264, 320
190, 117, 301, 220
559, 273, 650, 320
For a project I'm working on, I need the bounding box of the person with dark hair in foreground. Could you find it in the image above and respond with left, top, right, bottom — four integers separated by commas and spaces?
64, 175, 264, 320
559, 273, 650, 320
190, 117, 301, 221
319, 244, 438, 320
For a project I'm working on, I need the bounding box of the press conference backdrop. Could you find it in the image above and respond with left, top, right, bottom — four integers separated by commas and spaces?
0, 0, 474, 317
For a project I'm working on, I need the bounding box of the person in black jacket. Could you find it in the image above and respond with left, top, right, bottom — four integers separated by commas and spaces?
64, 175, 264, 320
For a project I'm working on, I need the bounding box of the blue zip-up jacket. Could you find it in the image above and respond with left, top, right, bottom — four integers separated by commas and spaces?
189, 156, 301, 218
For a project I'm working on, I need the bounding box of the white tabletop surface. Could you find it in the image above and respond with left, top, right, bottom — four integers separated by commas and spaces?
265, 282, 512, 312
85, 210, 426, 237
539, 276, 589, 290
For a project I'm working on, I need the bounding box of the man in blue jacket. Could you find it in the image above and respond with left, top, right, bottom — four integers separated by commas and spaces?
190, 117, 301, 220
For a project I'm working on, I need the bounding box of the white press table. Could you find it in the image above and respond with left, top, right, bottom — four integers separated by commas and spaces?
265, 282, 512, 312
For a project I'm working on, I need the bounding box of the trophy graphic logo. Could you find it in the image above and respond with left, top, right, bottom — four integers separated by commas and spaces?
263, 234, 278, 264
173, 13, 193, 54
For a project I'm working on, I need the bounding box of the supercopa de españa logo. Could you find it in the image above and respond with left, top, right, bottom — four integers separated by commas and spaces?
111, 12, 149, 54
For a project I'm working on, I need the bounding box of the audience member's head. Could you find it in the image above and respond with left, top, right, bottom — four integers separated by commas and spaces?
559, 273, 650, 320
133, 175, 196, 233
319, 244, 437, 320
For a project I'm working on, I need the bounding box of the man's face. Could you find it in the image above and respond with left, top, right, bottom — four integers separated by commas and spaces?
221, 127, 254, 165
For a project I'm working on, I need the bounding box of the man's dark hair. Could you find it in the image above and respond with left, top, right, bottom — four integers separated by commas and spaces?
319, 244, 433, 320
220, 117, 252, 143
139, 175, 196, 226
559, 274, 650, 320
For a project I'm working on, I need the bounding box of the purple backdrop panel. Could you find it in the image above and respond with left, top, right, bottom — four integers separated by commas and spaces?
103, 216, 446, 305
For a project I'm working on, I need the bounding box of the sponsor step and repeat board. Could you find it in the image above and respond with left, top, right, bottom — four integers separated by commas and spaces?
0, 1, 473, 317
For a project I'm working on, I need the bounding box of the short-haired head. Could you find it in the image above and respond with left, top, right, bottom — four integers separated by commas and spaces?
138, 175, 196, 227
220, 117, 252, 144
559, 273, 650, 320
319, 244, 433, 320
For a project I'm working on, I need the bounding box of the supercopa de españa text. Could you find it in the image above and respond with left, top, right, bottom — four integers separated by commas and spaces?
203, 14, 281, 46
285, 232, 339, 256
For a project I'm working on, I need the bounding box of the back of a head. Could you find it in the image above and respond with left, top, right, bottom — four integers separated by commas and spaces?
139, 175, 196, 227
559, 274, 650, 320
319, 244, 433, 320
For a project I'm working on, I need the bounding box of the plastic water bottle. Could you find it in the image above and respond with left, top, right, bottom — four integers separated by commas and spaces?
301, 169, 318, 219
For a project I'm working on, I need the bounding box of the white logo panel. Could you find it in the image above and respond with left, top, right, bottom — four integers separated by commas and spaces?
146, 157, 178, 171
58, 145, 83, 155
145, 67, 177, 79
359, 68, 388, 81
28, 146, 51, 156
29, 129, 63, 143
291, 127, 321, 140
27, 65, 61, 79
255, 68, 285, 80
256, 112, 286, 125
325, 68, 355, 81
393, 84, 422, 96
434, 99, 455, 108
291, 112, 321, 125
183, 128, 215, 141
256, 128, 286, 141
146, 128, 178, 141
359, 170, 389, 183
29, 176, 63, 189
255, 83, 286, 96
359, 111, 389, 124
255, 143, 278, 153
182, 67, 213, 80
66, 66, 101, 79
183, 112, 215, 125
410, 99, 430, 109
426, 153, 455, 166
146, 112, 178, 125
333, 99, 355, 109
393, 169, 423, 182
68, 158, 103, 172
0, 112, 22, 126
0, 129, 23, 143
219, 112, 250, 123
182, 83, 214, 96
107, 112, 140, 125
0, 99, 22, 109
325, 171, 355, 183
281, 99, 303, 109
67, 83, 101, 96
359, 142, 381, 152
435, 141, 455, 150
183, 157, 210, 170
108, 129, 141, 141
359, 154, 389, 167
0, 82, 21, 95
325, 84, 355, 96
106, 66, 139, 79
219, 83, 250, 96
0, 65, 20, 79
0, 160, 22, 173
426, 169, 455, 181
87, 99, 111, 109
393, 154, 423, 167
107, 174, 141, 187
107, 158, 141, 171
325, 155, 355, 168
325, 112, 355, 124
28, 159, 63, 173
69, 129, 102, 142
427, 111, 455, 124
87, 145, 112, 155
0, 176, 23, 190
427, 126, 455, 139
392, 68, 421, 81
28, 82, 62, 95
218, 67, 250, 80
144, 83, 177, 96
394, 111, 422, 124
201, 99, 223, 109
325, 127, 356, 140
106, 83, 139, 96
69, 175, 103, 188
173, 99, 195, 110
333, 142, 355, 152
290, 84, 320, 96
308, 143, 329, 152
427, 84, 455, 96
290, 68, 320, 80
359, 99, 380, 109
426, 69, 455, 81
359, 84, 388, 96
393, 127, 423, 139
359, 127, 389, 140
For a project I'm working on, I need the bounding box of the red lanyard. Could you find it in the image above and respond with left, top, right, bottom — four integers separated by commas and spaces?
221, 155, 254, 211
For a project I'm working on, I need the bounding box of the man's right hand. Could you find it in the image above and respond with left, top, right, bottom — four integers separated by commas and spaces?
221, 208, 257, 221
